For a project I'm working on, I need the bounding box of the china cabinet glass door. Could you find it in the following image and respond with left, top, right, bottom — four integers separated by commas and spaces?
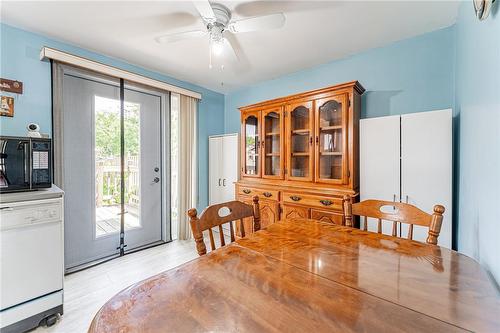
262, 107, 283, 179
287, 101, 314, 181
315, 94, 348, 184
242, 112, 261, 177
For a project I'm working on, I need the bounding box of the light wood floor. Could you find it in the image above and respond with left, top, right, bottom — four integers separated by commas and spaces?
34, 240, 200, 333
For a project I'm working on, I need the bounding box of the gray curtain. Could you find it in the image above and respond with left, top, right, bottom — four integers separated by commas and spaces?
52, 62, 65, 188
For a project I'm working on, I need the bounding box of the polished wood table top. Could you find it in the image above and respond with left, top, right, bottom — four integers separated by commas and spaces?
89, 219, 500, 333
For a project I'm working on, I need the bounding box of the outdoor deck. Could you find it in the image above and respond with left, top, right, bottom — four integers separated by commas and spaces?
95, 205, 140, 237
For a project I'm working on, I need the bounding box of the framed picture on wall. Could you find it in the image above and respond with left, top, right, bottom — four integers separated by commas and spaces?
0, 95, 14, 117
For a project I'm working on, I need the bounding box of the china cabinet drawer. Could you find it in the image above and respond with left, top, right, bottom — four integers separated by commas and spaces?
283, 192, 342, 211
237, 187, 280, 200
311, 209, 344, 225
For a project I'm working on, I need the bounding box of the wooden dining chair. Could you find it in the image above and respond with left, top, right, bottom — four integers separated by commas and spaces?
187, 196, 261, 256
342, 196, 445, 245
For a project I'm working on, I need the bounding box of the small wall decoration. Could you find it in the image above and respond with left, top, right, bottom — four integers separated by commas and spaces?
0, 78, 23, 94
0, 96, 14, 117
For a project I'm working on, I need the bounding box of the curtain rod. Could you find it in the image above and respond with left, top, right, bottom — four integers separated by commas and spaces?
40, 46, 202, 100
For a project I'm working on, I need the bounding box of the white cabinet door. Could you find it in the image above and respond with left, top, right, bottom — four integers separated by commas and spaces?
209, 134, 239, 205
401, 109, 452, 248
209, 136, 223, 205
221, 134, 239, 202
360, 115, 400, 234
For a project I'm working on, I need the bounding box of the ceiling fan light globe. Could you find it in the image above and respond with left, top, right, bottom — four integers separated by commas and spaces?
211, 39, 224, 56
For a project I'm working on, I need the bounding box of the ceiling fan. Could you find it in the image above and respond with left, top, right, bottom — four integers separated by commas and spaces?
155, 1, 286, 68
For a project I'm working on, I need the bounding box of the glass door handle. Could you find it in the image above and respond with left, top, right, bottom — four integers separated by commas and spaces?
153, 177, 160, 184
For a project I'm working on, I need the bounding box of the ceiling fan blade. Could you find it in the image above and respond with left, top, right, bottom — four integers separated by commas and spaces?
193, 1, 217, 23
228, 13, 285, 33
223, 38, 239, 62
155, 30, 206, 44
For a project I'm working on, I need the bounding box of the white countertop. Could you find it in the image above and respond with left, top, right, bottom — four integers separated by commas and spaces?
0, 185, 64, 204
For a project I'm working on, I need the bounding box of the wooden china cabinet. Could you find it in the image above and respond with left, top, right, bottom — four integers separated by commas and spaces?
236, 81, 364, 234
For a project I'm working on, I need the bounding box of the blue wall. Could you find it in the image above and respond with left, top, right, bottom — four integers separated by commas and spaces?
224, 26, 455, 133
0, 23, 224, 212
3, 9, 500, 284
455, 3, 500, 283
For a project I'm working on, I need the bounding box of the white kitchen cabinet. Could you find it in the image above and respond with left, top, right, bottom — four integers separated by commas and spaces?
360, 109, 452, 248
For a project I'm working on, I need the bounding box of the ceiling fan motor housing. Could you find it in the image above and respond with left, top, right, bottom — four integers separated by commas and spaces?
210, 3, 232, 27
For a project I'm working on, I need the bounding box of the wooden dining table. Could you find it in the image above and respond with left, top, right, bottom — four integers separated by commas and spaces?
89, 218, 500, 333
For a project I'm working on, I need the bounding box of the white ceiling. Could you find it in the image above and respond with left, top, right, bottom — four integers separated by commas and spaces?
1, 1, 460, 93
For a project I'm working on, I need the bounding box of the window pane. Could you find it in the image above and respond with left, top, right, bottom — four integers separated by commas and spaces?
94, 96, 122, 237
94, 96, 141, 238
123, 100, 141, 231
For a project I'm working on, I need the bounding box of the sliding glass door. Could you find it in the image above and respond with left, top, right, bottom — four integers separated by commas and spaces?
62, 66, 169, 271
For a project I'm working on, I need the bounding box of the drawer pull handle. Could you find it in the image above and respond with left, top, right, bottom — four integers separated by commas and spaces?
320, 200, 333, 206
263, 192, 272, 198
243, 189, 251, 194
290, 195, 302, 202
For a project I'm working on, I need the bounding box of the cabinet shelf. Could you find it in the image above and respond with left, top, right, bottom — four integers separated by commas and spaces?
291, 152, 310, 156
265, 132, 281, 136
265, 153, 281, 157
320, 151, 343, 156
320, 125, 343, 131
292, 129, 310, 134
